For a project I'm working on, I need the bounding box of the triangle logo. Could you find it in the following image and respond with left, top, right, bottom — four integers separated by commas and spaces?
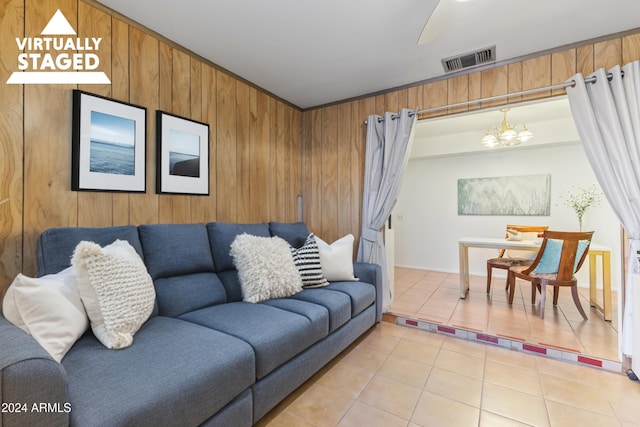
41, 9, 76, 35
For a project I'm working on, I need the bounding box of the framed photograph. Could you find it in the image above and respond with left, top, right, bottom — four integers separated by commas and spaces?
72, 90, 147, 192
156, 111, 210, 195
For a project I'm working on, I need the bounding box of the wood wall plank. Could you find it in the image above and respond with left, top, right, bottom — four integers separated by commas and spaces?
320, 106, 338, 242
551, 49, 576, 96
421, 80, 447, 119
522, 55, 552, 101
594, 39, 622, 70
507, 62, 523, 104
577, 45, 595, 76
254, 91, 271, 222
236, 81, 251, 223
0, 0, 24, 295
623, 34, 640, 63
202, 64, 218, 222
447, 75, 469, 114
77, 1, 112, 228
337, 102, 352, 238
23, 0, 78, 276
128, 27, 159, 225
111, 17, 131, 225
216, 72, 237, 222
480, 65, 508, 108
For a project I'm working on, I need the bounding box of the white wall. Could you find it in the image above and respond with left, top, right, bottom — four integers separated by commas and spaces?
393, 142, 622, 290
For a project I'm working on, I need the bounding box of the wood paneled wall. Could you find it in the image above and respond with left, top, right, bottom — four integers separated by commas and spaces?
301, 32, 640, 254
0, 0, 302, 297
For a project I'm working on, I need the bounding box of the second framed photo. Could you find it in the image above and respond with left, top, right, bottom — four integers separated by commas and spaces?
156, 111, 210, 195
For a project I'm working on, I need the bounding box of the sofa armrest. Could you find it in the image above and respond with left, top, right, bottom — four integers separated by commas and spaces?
353, 262, 383, 323
0, 316, 70, 427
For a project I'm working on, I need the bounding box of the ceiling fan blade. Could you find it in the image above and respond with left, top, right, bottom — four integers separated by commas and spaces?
417, 0, 454, 45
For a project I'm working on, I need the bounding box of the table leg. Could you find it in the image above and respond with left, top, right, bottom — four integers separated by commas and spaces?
589, 253, 597, 307
602, 251, 612, 321
459, 243, 469, 298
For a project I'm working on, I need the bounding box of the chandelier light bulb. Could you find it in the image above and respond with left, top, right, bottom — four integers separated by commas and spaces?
481, 108, 533, 148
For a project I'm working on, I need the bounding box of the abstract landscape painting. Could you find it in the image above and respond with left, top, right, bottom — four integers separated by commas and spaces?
458, 174, 551, 216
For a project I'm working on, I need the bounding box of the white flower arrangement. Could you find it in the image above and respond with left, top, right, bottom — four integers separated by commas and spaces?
560, 185, 602, 231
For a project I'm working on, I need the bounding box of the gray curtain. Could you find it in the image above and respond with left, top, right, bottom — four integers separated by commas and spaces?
357, 108, 417, 310
566, 61, 640, 359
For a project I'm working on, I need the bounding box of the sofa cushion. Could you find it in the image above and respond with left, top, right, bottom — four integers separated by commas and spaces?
72, 240, 156, 350
290, 288, 352, 332
154, 273, 228, 317
179, 302, 327, 379
62, 316, 255, 427
37, 225, 142, 276
269, 221, 310, 248
139, 224, 215, 279
207, 222, 271, 272
325, 281, 376, 318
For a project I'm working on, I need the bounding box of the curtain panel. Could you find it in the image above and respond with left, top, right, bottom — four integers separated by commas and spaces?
358, 109, 417, 310
566, 61, 640, 359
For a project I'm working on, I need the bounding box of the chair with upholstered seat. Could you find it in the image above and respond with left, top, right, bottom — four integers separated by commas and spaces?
486, 225, 548, 293
507, 230, 593, 319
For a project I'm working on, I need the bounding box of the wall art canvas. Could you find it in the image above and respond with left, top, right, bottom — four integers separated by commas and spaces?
156, 111, 210, 195
72, 90, 147, 192
458, 174, 551, 216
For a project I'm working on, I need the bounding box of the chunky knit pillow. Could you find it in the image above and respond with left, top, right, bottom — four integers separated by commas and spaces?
72, 240, 155, 349
230, 233, 303, 303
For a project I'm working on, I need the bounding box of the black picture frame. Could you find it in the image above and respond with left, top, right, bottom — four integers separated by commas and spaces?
72, 90, 147, 192
156, 111, 210, 195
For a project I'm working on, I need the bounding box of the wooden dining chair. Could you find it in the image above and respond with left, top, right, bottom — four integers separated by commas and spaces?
486, 225, 549, 293
507, 230, 593, 319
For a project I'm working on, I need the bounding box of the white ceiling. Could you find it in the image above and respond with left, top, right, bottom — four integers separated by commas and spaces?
98, 0, 640, 109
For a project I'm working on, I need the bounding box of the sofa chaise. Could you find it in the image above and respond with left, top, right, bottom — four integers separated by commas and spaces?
0, 221, 382, 427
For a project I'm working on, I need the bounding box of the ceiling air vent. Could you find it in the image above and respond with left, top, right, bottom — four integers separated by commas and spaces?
441, 46, 496, 73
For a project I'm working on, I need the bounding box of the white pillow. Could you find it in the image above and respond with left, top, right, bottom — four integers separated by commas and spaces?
2, 266, 89, 362
315, 234, 358, 282
72, 240, 155, 350
230, 233, 303, 303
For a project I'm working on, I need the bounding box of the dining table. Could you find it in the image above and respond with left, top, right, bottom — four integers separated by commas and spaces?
458, 236, 612, 320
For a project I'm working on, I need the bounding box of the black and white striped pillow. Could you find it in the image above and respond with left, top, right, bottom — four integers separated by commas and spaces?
290, 233, 329, 288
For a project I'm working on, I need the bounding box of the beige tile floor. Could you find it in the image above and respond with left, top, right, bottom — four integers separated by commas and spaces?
258, 321, 639, 427
390, 268, 620, 361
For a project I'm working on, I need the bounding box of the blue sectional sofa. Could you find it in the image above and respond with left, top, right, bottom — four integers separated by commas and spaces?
0, 222, 382, 427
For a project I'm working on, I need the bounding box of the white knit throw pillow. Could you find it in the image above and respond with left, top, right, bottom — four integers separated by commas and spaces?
72, 240, 155, 349
230, 233, 303, 303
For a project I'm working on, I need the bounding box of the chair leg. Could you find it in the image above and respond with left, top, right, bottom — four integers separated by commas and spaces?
486, 265, 492, 293
508, 271, 515, 304
539, 283, 546, 319
571, 285, 588, 320
553, 287, 559, 306
531, 284, 536, 304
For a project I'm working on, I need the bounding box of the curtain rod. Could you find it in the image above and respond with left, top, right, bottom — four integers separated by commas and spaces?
368, 71, 622, 124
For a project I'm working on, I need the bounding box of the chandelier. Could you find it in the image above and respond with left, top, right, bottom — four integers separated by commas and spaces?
481, 108, 533, 148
